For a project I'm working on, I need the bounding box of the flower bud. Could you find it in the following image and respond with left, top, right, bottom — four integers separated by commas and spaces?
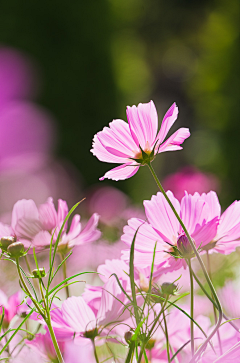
7, 242, 25, 258
0, 236, 17, 252
161, 282, 177, 296
124, 330, 133, 344
177, 234, 194, 259
32, 268, 46, 278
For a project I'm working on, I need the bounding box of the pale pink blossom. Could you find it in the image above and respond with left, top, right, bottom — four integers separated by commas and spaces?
218, 282, 240, 329
0, 198, 101, 251
91, 101, 190, 181
26, 331, 65, 361
199, 192, 240, 254
121, 191, 219, 274
36, 274, 133, 345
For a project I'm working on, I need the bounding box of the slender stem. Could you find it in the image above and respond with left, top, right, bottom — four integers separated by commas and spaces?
24, 255, 32, 274
147, 295, 169, 339
206, 251, 223, 355
163, 310, 171, 363
148, 163, 223, 361
61, 254, 70, 298
24, 255, 38, 291
16, 259, 64, 363
92, 338, 100, 363
16, 258, 46, 320
46, 308, 65, 363
188, 259, 194, 356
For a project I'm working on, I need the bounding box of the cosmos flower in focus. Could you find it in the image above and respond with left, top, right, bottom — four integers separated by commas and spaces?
91, 101, 190, 181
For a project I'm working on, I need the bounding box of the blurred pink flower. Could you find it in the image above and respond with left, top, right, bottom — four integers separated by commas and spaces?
87, 186, 128, 225
218, 282, 240, 328
91, 101, 190, 181
0, 198, 101, 251
121, 191, 219, 275
162, 166, 220, 201
0, 47, 37, 106
39, 275, 132, 345
0, 289, 30, 327
26, 330, 65, 361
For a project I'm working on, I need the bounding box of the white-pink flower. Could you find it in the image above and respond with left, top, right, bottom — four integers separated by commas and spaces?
0, 198, 101, 252
91, 101, 190, 181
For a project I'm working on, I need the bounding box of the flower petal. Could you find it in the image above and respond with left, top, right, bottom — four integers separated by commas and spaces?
144, 191, 180, 244
62, 296, 96, 333
91, 119, 137, 163
158, 128, 190, 153
38, 197, 58, 231
11, 199, 42, 239
100, 163, 139, 181
126, 100, 158, 149
69, 213, 101, 247
156, 103, 178, 144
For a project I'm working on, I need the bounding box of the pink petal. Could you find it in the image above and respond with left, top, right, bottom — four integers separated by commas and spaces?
180, 192, 207, 236
91, 133, 129, 164
192, 217, 219, 247
57, 199, 69, 227
216, 201, 240, 245
158, 127, 190, 153
126, 100, 158, 149
0, 222, 14, 238
200, 191, 221, 220
144, 191, 180, 244
31, 230, 52, 249
38, 197, 58, 231
68, 213, 101, 247
11, 199, 42, 239
91, 119, 137, 163
97, 277, 130, 325
97, 259, 129, 283
99, 163, 139, 181
62, 296, 96, 333
121, 248, 169, 269
156, 103, 178, 144
121, 218, 164, 252
82, 285, 103, 316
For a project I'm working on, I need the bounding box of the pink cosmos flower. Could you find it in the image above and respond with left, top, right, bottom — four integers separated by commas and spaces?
91, 101, 190, 181
0, 198, 101, 252
39, 275, 133, 346
121, 191, 219, 274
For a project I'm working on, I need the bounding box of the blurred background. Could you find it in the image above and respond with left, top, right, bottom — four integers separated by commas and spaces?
0, 3, 240, 356
0, 0, 239, 214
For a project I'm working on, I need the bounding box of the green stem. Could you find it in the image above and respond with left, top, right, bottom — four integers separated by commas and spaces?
147, 163, 223, 361
92, 339, 100, 363
46, 309, 65, 363
188, 259, 194, 356
61, 254, 70, 298
16, 258, 45, 320
16, 259, 63, 363
206, 251, 223, 355
163, 310, 171, 363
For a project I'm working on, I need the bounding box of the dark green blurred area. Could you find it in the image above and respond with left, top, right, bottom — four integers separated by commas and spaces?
0, 0, 239, 206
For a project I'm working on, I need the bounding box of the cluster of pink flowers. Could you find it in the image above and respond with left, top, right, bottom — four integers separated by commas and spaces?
1, 100, 240, 363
